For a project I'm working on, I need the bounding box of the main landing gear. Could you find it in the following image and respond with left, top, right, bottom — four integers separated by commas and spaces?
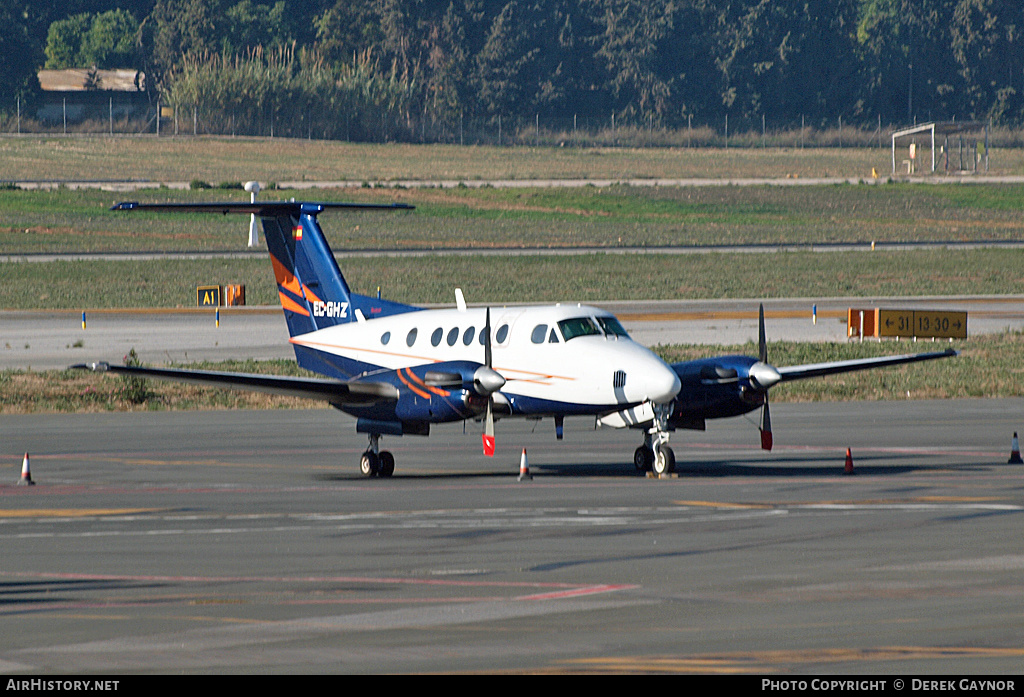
360, 433, 395, 478
633, 404, 675, 476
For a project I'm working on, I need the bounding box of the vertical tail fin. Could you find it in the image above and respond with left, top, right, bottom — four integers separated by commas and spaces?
259, 205, 419, 338
110, 198, 419, 339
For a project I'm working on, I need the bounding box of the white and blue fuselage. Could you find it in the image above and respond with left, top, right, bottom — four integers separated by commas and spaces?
290, 303, 681, 417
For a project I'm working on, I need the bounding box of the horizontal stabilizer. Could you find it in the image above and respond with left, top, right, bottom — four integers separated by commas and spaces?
111, 201, 414, 215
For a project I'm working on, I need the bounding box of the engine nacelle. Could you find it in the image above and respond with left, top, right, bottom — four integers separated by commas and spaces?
394, 386, 483, 423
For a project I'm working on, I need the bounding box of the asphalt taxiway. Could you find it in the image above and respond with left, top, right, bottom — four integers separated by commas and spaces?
1, 400, 1022, 674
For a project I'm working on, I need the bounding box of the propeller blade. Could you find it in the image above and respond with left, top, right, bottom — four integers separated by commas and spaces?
758, 303, 767, 363
757, 303, 773, 450
483, 307, 492, 369
759, 399, 773, 451
481, 306, 496, 457
482, 399, 496, 457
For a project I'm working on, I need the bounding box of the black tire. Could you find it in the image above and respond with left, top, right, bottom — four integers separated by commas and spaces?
634, 446, 653, 473
378, 451, 395, 477
359, 451, 379, 477
653, 446, 675, 475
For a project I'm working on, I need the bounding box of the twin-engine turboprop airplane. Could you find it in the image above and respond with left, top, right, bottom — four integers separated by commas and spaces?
74, 199, 956, 477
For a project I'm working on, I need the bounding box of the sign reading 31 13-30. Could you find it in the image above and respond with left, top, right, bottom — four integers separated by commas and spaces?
878, 309, 966, 339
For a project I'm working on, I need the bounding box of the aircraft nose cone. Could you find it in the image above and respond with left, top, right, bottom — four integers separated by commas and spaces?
749, 362, 782, 390
473, 366, 506, 395
647, 363, 682, 404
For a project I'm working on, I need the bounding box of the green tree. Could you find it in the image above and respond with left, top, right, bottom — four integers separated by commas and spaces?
473, 1, 541, 116
80, 9, 141, 68
584, 0, 675, 121
44, 13, 90, 69
856, 0, 962, 122
0, 0, 42, 110
146, 0, 222, 84
710, 0, 862, 124
950, 0, 1024, 122
314, 0, 383, 67
222, 0, 291, 54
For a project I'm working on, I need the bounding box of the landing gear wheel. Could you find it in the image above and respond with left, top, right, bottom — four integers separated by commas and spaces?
359, 451, 379, 477
634, 446, 654, 473
378, 451, 395, 478
652, 445, 675, 476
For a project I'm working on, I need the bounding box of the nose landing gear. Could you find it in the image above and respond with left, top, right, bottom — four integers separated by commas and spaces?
633, 404, 675, 475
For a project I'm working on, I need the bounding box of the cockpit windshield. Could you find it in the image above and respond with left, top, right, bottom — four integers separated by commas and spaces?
557, 317, 603, 341
596, 316, 630, 338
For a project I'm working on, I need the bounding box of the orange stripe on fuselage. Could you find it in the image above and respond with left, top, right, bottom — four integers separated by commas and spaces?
403, 367, 451, 397
397, 368, 433, 399
288, 337, 578, 384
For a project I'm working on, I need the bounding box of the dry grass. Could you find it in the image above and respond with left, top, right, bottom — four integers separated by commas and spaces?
3, 136, 1023, 183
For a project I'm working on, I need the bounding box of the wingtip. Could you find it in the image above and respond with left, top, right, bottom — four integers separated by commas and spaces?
69, 361, 110, 372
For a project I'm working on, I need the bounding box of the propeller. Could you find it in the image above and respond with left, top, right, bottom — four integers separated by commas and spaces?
752, 303, 780, 451
480, 307, 500, 457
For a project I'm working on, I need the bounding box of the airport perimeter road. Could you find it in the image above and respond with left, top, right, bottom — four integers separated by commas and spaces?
3, 296, 1021, 370
1, 399, 1022, 674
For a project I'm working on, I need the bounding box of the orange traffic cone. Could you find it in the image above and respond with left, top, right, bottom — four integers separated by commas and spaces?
518, 449, 532, 481
843, 448, 855, 475
18, 453, 34, 486
1009, 433, 1023, 464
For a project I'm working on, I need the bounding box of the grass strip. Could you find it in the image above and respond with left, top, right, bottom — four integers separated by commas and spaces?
5, 249, 1024, 310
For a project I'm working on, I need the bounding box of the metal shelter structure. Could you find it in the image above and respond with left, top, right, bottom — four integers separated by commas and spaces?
891, 121, 989, 174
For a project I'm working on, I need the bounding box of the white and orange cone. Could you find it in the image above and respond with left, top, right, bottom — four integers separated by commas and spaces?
18, 453, 34, 486
518, 449, 532, 481
1009, 433, 1023, 464
843, 448, 855, 476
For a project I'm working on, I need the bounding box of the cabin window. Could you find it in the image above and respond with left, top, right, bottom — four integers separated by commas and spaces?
531, 324, 548, 344
463, 327, 476, 345
483, 324, 511, 345
381, 331, 391, 345
406, 328, 418, 346
558, 317, 602, 341
447, 327, 459, 346
596, 316, 630, 338
431, 327, 443, 347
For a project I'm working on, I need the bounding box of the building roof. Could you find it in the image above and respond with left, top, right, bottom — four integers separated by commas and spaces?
38, 68, 144, 92
892, 121, 987, 140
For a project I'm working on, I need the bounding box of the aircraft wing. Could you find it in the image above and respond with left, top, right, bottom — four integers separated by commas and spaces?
777, 348, 957, 382
70, 362, 397, 405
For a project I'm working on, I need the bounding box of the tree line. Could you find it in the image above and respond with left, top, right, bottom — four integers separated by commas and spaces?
2, 0, 1022, 140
